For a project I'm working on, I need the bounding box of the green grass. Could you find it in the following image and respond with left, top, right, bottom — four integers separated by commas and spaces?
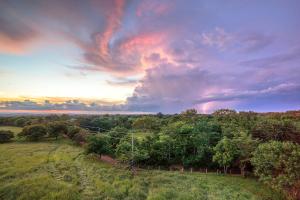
0, 142, 284, 200
0, 126, 22, 136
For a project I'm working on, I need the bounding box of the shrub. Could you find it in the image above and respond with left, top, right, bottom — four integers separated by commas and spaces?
47, 122, 68, 139
251, 141, 300, 198
73, 129, 89, 145
19, 125, 47, 141
67, 126, 81, 139
0, 130, 14, 143
14, 117, 29, 127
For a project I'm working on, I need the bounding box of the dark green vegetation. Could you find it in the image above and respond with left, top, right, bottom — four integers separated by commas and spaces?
1, 109, 300, 199
0, 130, 14, 143
0, 142, 283, 200
0, 126, 22, 143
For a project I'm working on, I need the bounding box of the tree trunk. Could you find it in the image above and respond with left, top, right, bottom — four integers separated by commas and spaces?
223, 166, 228, 174
240, 165, 246, 177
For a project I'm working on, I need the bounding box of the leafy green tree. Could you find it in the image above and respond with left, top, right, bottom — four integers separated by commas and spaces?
182, 120, 222, 167
233, 132, 258, 176
0, 130, 14, 143
116, 138, 132, 163
116, 137, 149, 164
213, 109, 237, 120
139, 134, 174, 166
132, 116, 161, 132
251, 119, 300, 143
85, 135, 111, 158
251, 141, 300, 196
107, 126, 128, 149
14, 117, 29, 127
180, 109, 198, 123
90, 117, 115, 131
19, 125, 47, 141
213, 137, 239, 174
47, 122, 68, 139
67, 126, 81, 139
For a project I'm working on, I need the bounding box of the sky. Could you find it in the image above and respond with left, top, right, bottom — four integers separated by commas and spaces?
0, 0, 300, 114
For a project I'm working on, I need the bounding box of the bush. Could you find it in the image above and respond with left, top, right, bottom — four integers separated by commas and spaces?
19, 125, 47, 141
251, 141, 300, 198
73, 129, 89, 145
14, 117, 29, 127
0, 130, 14, 143
47, 122, 68, 139
67, 126, 81, 139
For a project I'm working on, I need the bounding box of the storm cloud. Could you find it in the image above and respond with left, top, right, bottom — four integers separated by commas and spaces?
1, 0, 300, 113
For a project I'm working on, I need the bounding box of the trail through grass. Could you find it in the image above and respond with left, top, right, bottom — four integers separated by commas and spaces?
0, 142, 284, 200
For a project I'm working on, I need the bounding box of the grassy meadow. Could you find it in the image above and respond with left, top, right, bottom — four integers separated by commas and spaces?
0, 126, 22, 136
0, 141, 284, 200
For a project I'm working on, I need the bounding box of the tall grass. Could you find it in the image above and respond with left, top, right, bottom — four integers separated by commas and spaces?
0, 142, 284, 200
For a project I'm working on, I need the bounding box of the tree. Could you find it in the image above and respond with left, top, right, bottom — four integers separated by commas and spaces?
213, 109, 237, 117
233, 132, 258, 176
213, 137, 239, 174
116, 137, 149, 164
47, 122, 68, 140
251, 119, 300, 144
183, 120, 222, 167
0, 130, 14, 143
19, 125, 47, 141
73, 129, 89, 145
107, 126, 128, 149
180, 109, 198, 123
132, 116, 161, 132
67, 126, 81, 139
14, 117, 29, 127
251, 141, 300, 198
85, 135, 111, 158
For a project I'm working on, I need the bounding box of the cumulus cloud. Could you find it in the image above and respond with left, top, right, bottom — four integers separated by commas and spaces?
1, 0, 300, 113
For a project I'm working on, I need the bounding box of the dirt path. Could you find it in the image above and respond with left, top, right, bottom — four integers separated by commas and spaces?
99, 155, 118, 165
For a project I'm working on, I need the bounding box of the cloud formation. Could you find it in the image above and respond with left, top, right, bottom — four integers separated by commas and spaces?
1, 0, 300, 113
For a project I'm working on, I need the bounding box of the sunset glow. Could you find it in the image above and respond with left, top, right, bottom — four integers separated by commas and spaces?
0, 0, 299, 114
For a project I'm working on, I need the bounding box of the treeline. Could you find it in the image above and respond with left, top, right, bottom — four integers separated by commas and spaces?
1, 109, 300, 199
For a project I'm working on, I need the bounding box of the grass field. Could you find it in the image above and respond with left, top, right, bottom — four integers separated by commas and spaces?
0, 142, 284, 200
0, 126, 22, 136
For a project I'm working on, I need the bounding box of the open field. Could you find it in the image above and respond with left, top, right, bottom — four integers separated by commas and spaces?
0, 142, 284, 200
0, 126, 22, 136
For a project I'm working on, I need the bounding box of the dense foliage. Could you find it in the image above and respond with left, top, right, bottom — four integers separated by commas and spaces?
251, 141, 300, 199
19, 124, 48, 141
1, 108, 300, 198
0, 130, 14, 143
